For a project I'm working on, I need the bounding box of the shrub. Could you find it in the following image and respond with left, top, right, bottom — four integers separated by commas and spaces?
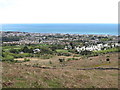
106, 56, 110, 58
32, 63, 39, 67
73, 54, 81, 57
57, 52, 71, 56
13, 60, 23, 63
58, 58, 65, 62
49, 61, 52, 64
63, 53, 71, 56
24, 58, 30, 62
67, 58, 78, 61
106, 58, 110, 61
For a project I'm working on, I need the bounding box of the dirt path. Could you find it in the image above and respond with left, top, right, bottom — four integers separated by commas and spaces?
24, 64, 120, 70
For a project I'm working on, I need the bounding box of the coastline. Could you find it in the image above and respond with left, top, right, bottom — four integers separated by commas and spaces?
1, 30, 118, 36
1, 23, 118, 35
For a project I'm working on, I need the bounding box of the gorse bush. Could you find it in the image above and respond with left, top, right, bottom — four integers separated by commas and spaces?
24, 58, 30, 62
58, 58, 65, 62
49, 61, 52, 64
73, 54, 81, 57
57, 52, 71, 56
67, 58, 78, 61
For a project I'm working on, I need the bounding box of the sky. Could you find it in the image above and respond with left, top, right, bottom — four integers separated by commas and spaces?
0, 0, 119, 24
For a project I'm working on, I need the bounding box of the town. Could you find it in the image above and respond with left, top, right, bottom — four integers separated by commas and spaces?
2, 31, 119, 52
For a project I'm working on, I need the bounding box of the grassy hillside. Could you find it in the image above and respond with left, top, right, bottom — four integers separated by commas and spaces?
2, 53, 119, 88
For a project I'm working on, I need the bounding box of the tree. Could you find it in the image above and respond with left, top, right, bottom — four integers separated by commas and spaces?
70, 42, 74, 49
29, 48, 34, 53
10, 49, 20, 54
22, 46, 29, 53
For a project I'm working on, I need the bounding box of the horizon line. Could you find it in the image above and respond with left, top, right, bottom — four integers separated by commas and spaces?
1, 30, 118, 36
1, 23, 118, 24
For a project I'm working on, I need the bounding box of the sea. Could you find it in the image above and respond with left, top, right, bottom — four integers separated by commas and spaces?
1, 23, 118, 35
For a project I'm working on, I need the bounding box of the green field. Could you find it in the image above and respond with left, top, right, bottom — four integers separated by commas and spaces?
56, 49, 69, 53
94, 47, 119, 53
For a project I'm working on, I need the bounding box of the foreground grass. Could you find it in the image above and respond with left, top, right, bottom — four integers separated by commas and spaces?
2, 62, 118, 88
2, 53, 119, 88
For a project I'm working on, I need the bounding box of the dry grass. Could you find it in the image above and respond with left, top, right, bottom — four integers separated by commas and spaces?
2, 53, 119, 88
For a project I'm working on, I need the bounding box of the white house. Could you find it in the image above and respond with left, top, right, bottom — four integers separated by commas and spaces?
33, 49, 41, 53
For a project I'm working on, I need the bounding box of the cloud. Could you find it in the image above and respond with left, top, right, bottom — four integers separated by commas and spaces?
0, 0, 119, 24
0, 0, 16, 8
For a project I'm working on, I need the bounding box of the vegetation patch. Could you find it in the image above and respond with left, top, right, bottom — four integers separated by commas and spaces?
94, 47, 119, 54
45, 79, 62, 88
13, 81, 29, 88
73, 54, 81, 57
56, 49, 68, 53
67, 58, 79, 61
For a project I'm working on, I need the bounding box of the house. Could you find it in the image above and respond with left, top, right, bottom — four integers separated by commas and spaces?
33, 49, 41, 53
19, 52, 24, 54
75, 43, 109, 52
